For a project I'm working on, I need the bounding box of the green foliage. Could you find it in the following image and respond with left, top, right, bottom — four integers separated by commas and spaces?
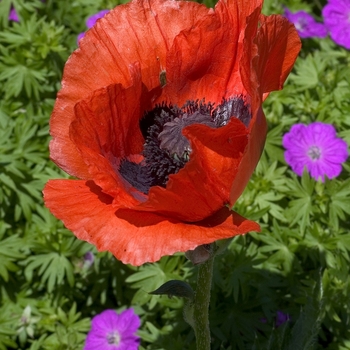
149, 280, 194, 300
0, 0, 350, 349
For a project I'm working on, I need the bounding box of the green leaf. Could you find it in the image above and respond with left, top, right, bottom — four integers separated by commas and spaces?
284, 171, 315, 232
150, 280, 194, 300
290, 53, 327, 90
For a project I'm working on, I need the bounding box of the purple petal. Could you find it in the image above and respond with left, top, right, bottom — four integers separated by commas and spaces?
115, 309, 141, 335
77, 32, 85, 44
91, 310, 120, 332
86, 10, 110, 28
283, 122, 348, 181
84, 309, 140, 350
83, 251, 95, 268
323, 0, 350, 49
276, 311, 289, 327
322, 161, 343, 179
9, 8, 19, 22
284, 9, 327, 39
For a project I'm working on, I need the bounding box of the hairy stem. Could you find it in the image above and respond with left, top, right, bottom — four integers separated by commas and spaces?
193, 257, 214, 350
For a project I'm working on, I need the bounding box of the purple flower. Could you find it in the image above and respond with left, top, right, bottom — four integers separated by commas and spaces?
9, 7, 19, 22
78, 10, 110, 43
284, 9, 327, 38
77, 32, 85, 42
323, 0, 350, 49
275, 311, 290, 327
283, 122, 348, 182
84, 309, 140, 350
83, 251, 95, 269
86, 10, 110, 28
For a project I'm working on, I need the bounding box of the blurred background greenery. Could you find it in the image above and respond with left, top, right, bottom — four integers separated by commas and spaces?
0, 0, 350, 349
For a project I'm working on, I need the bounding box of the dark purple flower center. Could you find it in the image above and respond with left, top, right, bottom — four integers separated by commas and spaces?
119, 97, 251, 194
106, 331, 121, 345
158, 111, 216, 161
307, 145, 321, 160
275, 311, 290, 327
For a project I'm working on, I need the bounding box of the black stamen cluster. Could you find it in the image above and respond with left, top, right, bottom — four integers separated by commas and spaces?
119, 97, 251, 195
118, 160, 153, 195
182, 100, 215, 116
213, 96, 251, 127
142, 106, 186, 189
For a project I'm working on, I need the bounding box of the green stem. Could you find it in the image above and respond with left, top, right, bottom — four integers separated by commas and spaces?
193, 257, 214, 350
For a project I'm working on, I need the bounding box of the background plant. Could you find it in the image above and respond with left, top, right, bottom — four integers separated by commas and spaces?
0, 0, 349, 349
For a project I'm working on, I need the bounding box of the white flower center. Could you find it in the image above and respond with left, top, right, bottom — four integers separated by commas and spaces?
307, 145, 321, 160
296, 18, 307, 31
107, 331, 121, 345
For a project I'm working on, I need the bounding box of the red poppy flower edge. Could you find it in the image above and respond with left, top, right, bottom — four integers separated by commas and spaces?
44, 180, 260, 265
43, 0, 301, 265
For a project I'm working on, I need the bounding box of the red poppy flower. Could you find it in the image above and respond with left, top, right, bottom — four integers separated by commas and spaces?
43, 0, 301, 266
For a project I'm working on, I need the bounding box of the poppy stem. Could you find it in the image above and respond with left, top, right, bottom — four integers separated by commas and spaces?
193, 256, 214, 350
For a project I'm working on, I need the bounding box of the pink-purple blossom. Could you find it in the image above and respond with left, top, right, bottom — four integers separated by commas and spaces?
275, 311, 290, 327
83, 251, 95, 269
9, 7, 19, 22
78, 10, 110, 43
260, 310, 290, 327
322, 0, 350, 49
84, 309, 140, 350
283, 122, 348, 182
284, 9, 327, 39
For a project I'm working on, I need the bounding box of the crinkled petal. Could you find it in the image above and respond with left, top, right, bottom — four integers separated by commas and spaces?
138, 117, 249, 221
43, 179, 259, 265
233, 14, 300, 201
69, 64, 146, 206
50, 0, 210, 178
254, 15, 302, 95
163, 0, 262, 105
229, 107, 267, 205
45, 0, 301, 265
68, 71, 250, 222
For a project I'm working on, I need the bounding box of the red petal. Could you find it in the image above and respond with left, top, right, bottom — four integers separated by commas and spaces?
255, 15, 302, 94
50, 0, 209, 178
43, 179, 259, 266
137, 117, 249, 221
230, 107, 267, 205
65, 72, 254, 222
69, 65, 146, 204
226, 13, 300, 205
164, 0, 262, 105
66, 69, 253, 222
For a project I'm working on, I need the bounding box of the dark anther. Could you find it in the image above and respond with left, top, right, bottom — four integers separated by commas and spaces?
213, 96, 251, 127
119, 97, 251, 194
158, 111, 216, 159
119, 160, 153, 194
139, 103, 177, 139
